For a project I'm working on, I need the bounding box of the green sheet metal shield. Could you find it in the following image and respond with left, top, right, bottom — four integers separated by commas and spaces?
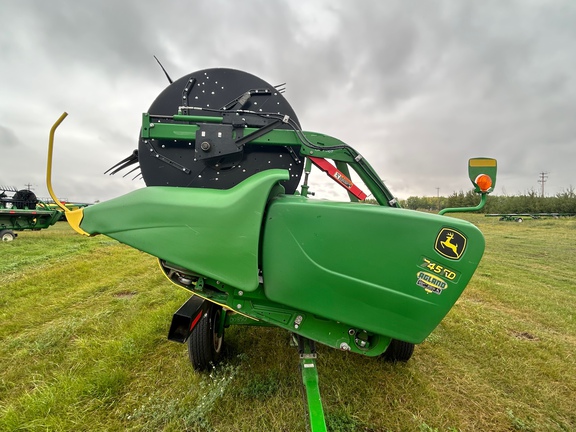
79, 170, 289, 292
262, 196, 486, 344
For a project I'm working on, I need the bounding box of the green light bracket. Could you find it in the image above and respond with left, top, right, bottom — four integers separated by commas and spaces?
439, 157, 497, 215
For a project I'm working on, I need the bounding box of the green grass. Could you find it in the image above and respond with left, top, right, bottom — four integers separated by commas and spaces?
1, 218, 575, 431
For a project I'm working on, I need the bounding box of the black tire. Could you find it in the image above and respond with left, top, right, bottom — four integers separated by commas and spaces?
0, 229, 16, 242
187, 304, 224, 371
382, 339, 415, 362
516, 217, 523, 223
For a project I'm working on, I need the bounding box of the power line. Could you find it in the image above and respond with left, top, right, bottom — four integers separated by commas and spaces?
538, 172, 549, 197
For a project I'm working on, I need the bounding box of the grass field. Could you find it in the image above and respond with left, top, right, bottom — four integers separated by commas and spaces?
1, 216, 575, 431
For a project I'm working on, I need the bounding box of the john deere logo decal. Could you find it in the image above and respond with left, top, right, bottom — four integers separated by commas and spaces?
435, 228, 466, 260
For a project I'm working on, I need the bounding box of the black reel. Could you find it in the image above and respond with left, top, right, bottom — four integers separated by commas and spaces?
12, 190, 37, 210
136, 68, 304, 193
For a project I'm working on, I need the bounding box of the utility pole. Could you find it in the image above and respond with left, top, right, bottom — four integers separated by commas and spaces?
538, 172, 548, 197
436, 187, 440, 210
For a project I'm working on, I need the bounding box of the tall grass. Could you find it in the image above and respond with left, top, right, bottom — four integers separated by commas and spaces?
0, 218, 575, 431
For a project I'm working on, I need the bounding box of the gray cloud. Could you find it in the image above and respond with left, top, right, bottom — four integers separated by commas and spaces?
0, 125, 21, 148
1, 0, 575, 202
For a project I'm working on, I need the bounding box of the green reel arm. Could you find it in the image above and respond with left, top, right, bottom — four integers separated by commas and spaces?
142, 112, 399, 207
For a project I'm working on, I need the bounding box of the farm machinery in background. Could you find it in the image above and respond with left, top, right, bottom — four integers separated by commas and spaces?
47, 67, 497, 431
0, 187, 62, 241
486, 213, 576, 222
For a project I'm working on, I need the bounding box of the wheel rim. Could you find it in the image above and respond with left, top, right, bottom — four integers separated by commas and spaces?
1, 232, 14, 242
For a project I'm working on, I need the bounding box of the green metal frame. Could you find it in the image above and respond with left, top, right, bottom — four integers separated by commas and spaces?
299, 338, 327, 432
0, 207, 62, 232
142, 113, 398, 206
47, 110, 498, 431
68, 113, 495, 353
439, 193, 488, 216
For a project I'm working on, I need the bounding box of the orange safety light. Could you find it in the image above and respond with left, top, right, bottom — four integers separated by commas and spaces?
475, 174, 492, 192
468, 158, 497, 194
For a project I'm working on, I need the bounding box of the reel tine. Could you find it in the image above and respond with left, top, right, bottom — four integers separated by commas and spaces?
109, 159, 138, 176
104, 150, 138, 175
122, 166, 140, 178
153, 55, 173, 84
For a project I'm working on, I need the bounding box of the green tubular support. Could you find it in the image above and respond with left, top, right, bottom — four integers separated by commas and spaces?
439, 193, 487, 215
299, 339, 327, 432
172, 114, 223, 123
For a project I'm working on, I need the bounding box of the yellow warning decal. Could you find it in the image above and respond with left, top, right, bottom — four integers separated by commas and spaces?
469, 158, 497, 167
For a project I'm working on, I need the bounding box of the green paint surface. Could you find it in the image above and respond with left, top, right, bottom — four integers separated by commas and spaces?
81, 170, 289, 291
262, 196, 485, 343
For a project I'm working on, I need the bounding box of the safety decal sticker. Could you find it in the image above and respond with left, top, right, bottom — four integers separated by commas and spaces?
416, 271, 448, 295
434, 228, 467, 260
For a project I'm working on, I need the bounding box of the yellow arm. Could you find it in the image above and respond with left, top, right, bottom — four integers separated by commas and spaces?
46, 112, 90, 236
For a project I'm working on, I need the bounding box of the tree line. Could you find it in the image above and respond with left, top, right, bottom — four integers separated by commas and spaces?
400, 187, 576, 214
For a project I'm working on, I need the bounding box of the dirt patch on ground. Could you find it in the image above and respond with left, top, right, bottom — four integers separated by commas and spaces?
113, 291, 137, 299
511, 331, 539, 341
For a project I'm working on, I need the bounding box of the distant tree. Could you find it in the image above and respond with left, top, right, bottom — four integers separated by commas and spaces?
401, 186, 576, 214
558, 185, 576, 199
555, 186, 576, 213
403, 196, 446, 211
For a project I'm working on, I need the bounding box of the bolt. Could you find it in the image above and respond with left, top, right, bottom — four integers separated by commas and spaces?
339, 343, 351, 351
237, 304, 242, 309
149, 123, 155, 128
238, 291, 244, 296
348, 329, 356, 336
201, 141, 211, 151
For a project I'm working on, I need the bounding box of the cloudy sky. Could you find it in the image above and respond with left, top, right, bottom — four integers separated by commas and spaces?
1, 0, 575, 203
